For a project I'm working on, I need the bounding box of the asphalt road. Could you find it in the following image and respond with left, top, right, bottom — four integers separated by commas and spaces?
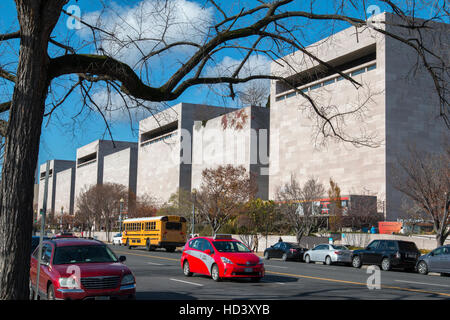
109, 245, 450, 300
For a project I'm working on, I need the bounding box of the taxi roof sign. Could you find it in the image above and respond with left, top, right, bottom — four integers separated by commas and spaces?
213, 234, 233, 240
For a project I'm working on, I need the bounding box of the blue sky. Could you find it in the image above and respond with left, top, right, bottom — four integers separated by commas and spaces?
0, 0, 446, 176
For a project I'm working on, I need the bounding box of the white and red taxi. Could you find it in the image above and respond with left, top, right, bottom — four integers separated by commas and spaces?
181, 234, 264, 282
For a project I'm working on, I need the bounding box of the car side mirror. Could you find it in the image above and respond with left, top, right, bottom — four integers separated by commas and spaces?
119, 256, 126, 262
204, 249, 212, 255
366, 247, 371, 251
429, 252, 434, 256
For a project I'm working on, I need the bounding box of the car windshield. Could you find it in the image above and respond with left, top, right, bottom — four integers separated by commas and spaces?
53, 245, 118, 264
213, 241, 251, 253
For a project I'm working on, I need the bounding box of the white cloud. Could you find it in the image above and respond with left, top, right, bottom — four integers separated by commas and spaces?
79, 0, 214, 67
206, 54, 272, 106
90, 88, 162, 123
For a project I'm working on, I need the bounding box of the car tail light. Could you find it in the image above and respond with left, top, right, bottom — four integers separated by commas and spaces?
395, 251, 401, 259
290, 249, 296, 253
334, 251, 343, 255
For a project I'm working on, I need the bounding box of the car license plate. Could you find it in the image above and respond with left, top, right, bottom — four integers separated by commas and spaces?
245, 268, 253, 273
95, 296, 110, 300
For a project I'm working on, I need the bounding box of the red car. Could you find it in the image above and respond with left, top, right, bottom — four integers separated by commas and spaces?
181, 234, 264, 282
30, 238, 136, 300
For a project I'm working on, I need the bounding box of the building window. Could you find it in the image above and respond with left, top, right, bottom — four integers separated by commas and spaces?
323, 79, 335, 86
351, 68, 365, 76
285, 92, 296, 99
366, 64, 376, 71
310, 83, 322, 91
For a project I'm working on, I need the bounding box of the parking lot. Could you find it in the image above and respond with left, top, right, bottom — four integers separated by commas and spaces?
109, 245, 450, 300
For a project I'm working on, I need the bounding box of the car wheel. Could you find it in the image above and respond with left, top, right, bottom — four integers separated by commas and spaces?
417, 261, 428, 275
211, 264, 221, 282
381, 258, 391, 271
183, 260, 193, 277
264, 251, 270, 260
304, 254, 311, 264
325, 256, 332, 265
47, 284, 55, 301
352, 255, 362, 268
282, 253, 288, 261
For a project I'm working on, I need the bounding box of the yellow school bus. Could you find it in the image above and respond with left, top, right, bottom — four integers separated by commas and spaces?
121, 215, 187, 252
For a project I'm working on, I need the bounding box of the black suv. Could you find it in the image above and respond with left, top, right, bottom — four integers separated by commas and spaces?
351, 240, 421, 271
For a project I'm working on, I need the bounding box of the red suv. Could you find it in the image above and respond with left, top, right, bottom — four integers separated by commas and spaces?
181, 235, 265, 282
30, 238, 136, 300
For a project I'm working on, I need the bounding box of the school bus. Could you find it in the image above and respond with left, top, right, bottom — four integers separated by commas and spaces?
121, 215, 187, 252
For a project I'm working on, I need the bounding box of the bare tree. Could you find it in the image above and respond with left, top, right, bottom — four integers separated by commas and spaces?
195, 165, 256, 235
276, 175, 327, 243
0, 0, 449, 300
133, 193, 159, 218
344, 195, 382, 230
391, 146, 450, 246
237, 81, 269, 107
75, 183, 128, 241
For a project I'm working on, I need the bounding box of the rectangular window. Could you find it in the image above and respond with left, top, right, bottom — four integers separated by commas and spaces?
366, 64, 376, 71
275, 44, 376, 94
351, 68, 365, 76
323, 79, 335, 86
285, 92, 296, 99
310, 83, 322, 91
275, 95, 286, 101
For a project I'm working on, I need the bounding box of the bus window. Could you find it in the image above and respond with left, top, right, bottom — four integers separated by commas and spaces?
166, 222, 181, 230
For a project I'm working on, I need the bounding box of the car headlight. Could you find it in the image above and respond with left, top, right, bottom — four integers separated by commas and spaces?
121, 274, 135, 285
58, 277, 79, 289
221, 257, 233, 265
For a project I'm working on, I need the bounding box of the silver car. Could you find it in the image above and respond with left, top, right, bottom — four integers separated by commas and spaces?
303, 244, 352, 265
416, 245, 450, 276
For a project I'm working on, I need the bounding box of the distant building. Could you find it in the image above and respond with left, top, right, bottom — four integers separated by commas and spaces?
74, 140, 137, 209
38, 160, 75, 216
191, 105, 270, 199
136, 103, 233, 203
269, 12, 449, 220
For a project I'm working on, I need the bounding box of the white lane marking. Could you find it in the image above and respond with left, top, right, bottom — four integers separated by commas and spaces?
394, 280, 450, 288
170, 278, 204, 287
264, 265, 289, 269
147, 262, 163, 266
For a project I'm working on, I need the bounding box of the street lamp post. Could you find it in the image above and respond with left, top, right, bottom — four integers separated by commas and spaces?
191, 190, 197, 237
119, 198, 124, 234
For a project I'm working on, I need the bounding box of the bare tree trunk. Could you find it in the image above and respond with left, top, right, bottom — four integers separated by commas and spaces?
0, 0, 65, 300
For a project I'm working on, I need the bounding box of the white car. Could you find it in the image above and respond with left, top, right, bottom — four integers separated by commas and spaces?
112, 233, 122, 246
303, 244, 353, 265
